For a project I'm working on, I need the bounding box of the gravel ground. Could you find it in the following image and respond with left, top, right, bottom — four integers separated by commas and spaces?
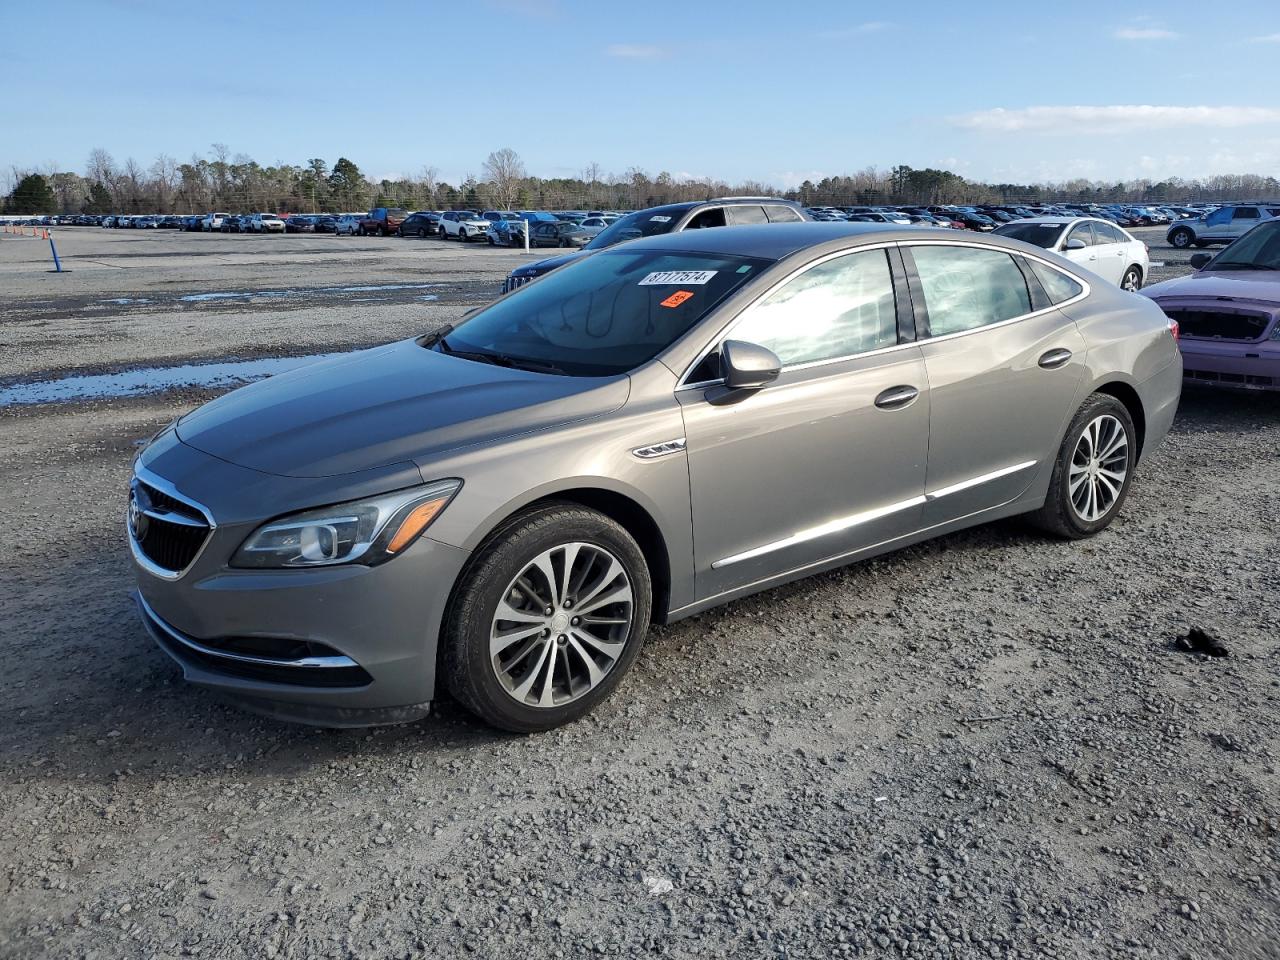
0, 226, 1277, 960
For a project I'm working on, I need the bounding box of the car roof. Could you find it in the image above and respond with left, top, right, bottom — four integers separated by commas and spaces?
1005, 216, 1095, 226
606, 222, 920, 260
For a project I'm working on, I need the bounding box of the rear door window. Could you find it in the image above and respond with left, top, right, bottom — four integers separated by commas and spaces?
727, 205, 768, 225
1094, 222, 1126, 244
909, 245, 1033, 336
1234, 207, 1260, 220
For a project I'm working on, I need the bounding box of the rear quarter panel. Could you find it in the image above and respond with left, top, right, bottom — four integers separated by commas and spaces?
1060, 284, 1181, 459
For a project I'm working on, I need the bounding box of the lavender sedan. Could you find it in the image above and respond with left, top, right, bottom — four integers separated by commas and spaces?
1143, 219, 1280, 391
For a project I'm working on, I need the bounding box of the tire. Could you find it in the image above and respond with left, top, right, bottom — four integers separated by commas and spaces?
442, 503, 652, 733
1029, 393, 1137, 540
418, 228, 426, 238
1169, 228, 1193, 249
438, 227, 447, 239
1120, 266, 1142, 292
378, 226, 387, 237
459, 229, 468, 242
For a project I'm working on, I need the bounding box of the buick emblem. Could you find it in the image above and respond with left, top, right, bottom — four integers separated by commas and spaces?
128, 484, 151, 540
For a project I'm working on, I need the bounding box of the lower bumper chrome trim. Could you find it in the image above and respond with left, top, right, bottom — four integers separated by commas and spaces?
135, 592, 360, 670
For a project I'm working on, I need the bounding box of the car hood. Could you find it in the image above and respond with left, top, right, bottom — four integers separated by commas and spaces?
1142, 271, 1280, 303
176, 339, 629, 478
521, 249, 591, 276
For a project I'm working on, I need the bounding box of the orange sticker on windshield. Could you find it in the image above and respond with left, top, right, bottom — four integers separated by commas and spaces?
660, 290, 694, 308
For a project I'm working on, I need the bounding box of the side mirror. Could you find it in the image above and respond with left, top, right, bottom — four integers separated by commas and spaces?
1064, 238, 1087, 250
1190, 252, 1213, 270
721, 340, 781, 391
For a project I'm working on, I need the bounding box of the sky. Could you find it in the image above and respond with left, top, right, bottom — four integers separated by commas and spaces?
3, 0, 1279, 189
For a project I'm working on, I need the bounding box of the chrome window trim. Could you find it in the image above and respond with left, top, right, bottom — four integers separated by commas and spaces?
902, 240, 1091, 345
137, 593, 359, 669
128, 463, 217, 582
712, 460, 1038, 569
675, 239, 1091, 391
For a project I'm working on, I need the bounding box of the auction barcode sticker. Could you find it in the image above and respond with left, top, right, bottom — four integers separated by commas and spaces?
639, 270, 717, 286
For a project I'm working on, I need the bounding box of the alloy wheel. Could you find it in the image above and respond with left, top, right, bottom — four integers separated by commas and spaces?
1121, 268, 1141, 292
1069, 414, 1129, 522
490, 542, 633, 708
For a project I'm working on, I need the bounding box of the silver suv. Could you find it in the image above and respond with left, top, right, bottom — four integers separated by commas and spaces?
1167, 204, 1280, 248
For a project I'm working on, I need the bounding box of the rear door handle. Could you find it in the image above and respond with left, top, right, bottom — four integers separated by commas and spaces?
1038, 348, 1072, 369
874, 385, 919, 409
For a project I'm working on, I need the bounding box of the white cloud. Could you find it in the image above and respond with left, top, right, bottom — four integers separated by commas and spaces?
605, 44, 668, 59
949, 105, 1280, 134
1114, 27, 1179, 39
819, 21, 891, 38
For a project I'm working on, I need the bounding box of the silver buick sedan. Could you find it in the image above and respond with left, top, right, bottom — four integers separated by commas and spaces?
129, 223, 1182, 731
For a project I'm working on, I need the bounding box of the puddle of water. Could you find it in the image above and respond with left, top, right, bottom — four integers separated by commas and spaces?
335, 283, 443, 293
350, 297, 389, 302
416, 295, 439, 302
179, 291, 254, 302
102, 297, 153, 305
0, 353, 347, 407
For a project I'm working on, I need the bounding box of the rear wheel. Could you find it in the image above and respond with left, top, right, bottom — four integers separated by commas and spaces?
1169, 228, 1193, 249
417, 228, 426, 238
1030, 393, 1136, 539
442, 504, 651, 732
1121, 266, 1142, 292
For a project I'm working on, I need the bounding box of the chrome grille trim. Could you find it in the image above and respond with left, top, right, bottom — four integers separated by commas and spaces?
128, 464, 216, 581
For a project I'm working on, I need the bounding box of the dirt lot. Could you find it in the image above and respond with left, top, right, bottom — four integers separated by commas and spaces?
1, 226, 1277, 960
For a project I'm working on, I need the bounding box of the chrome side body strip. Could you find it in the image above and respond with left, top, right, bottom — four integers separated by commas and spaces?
712, 461, 1038, 569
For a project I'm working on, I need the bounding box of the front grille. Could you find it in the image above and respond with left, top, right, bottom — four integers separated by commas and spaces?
502, 274, 532, 294
1164, 308, 1274, 342
132, 479, 212, 574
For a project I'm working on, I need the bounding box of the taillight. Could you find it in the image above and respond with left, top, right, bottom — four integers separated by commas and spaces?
1168, 318, 1180, 341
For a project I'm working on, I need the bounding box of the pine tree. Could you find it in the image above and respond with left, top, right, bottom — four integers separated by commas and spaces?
6, 174, 56, 214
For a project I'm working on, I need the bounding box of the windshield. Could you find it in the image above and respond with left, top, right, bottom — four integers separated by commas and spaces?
993, 222, 1068, 248
1208, 220, 1280, 270
440, 250, 769, 376
584, 207, 688, 250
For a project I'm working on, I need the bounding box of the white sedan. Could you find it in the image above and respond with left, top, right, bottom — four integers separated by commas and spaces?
994, 217, 1149, 291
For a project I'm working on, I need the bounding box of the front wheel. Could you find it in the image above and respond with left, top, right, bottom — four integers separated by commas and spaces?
1120, 266, 1142, 292
1029, 393, 1136, 539
1169, 228, 1193, 249
442, 504, 652, 732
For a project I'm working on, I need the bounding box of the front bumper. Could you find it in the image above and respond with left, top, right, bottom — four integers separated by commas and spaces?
1178, 339, 1280, 391
130, 437, 471, 725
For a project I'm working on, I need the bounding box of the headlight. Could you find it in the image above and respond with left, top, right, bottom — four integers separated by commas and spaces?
231, 479, 461, 569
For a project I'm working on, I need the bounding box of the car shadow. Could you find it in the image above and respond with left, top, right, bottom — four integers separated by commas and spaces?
1169, 385, 1280, 435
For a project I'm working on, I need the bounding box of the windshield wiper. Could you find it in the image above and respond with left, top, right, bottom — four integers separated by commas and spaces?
439, 338, 567, 375
419, 323, 454, 347
1209, 262, 1280, 270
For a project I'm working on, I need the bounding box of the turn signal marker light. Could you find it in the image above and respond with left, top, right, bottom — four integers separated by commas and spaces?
386, 498, 449, 554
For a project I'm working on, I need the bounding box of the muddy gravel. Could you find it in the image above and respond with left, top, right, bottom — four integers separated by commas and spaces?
0, 226, 1277, 960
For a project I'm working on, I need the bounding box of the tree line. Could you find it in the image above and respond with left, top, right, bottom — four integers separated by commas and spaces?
4, 145, 1279, 215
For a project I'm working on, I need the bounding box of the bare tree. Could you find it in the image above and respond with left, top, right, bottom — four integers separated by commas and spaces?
482, 148, 525, 210
418, 165, 440, 208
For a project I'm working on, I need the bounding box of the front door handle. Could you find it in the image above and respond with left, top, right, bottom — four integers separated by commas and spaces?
874, 385, 919, 410
1038, 348, 1072, 369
